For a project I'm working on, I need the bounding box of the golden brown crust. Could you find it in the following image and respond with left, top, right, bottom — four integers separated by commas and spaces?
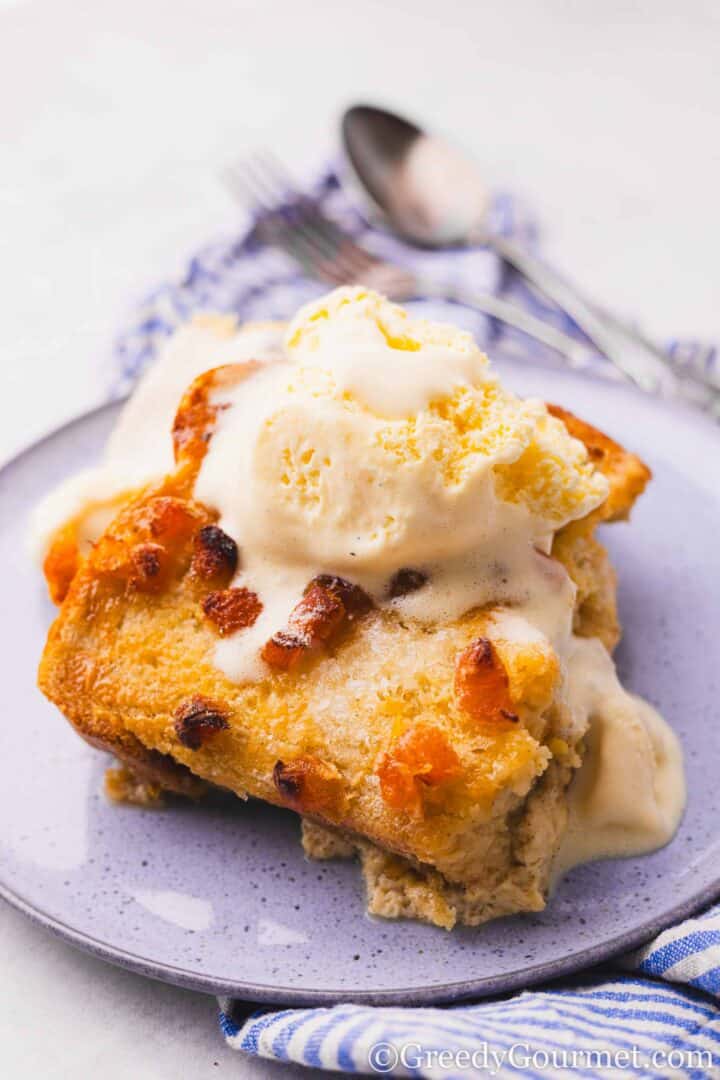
546, 403, 651, 522
43, 522, 81, 605
172, 363, 261, 473
42, 361, 264, 608
42, 493, 133, 605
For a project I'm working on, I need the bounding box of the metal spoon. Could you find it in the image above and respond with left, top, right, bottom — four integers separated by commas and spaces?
341, 104, 715, 407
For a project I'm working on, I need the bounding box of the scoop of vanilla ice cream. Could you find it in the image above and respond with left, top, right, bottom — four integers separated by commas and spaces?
191, 288, 611, 682
197, 288, 608, 575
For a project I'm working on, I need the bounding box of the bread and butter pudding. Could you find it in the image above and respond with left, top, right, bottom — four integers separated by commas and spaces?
36, 288, 685, 929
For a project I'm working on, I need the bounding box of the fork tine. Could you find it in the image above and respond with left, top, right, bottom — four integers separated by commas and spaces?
251, 150, 297, 203
240, 155, 350, 278
247, 153, 341, 253
254, 148, 296, 190
270, 219, 350, 285
223, 162, 276, 215
251, 152, 378, 282
224, 150, 379, 286
225, 160, 336, 278
245, 166, 350, 285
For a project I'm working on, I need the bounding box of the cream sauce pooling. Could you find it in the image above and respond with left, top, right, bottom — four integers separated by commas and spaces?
554, 636, 686, 879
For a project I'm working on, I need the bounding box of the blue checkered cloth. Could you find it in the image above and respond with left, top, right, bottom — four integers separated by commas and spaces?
115, 167, 720, 1078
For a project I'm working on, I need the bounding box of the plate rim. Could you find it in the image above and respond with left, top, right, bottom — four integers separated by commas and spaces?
4, 374, 720, 1006
2, 866, 720, 1005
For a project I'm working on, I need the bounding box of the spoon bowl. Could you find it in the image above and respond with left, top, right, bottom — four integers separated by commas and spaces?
341, 104, 490, 248
340, 103, 697, 403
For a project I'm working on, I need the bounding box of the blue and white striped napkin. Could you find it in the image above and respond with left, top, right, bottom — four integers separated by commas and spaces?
114, 165, 720, 1078
217, 909, 720, 1075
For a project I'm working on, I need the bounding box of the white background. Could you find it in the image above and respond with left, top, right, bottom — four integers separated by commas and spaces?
1, 0, 718, 1076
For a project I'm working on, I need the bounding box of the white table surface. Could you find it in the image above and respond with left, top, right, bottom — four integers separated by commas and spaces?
2, 0, 718, 1075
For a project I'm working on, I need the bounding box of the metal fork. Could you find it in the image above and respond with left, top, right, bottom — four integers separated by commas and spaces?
224, 152, 720, 418
223, 152, 604, 373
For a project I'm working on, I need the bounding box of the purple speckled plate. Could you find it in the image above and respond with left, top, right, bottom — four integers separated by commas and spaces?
2, 357, 719, 1006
